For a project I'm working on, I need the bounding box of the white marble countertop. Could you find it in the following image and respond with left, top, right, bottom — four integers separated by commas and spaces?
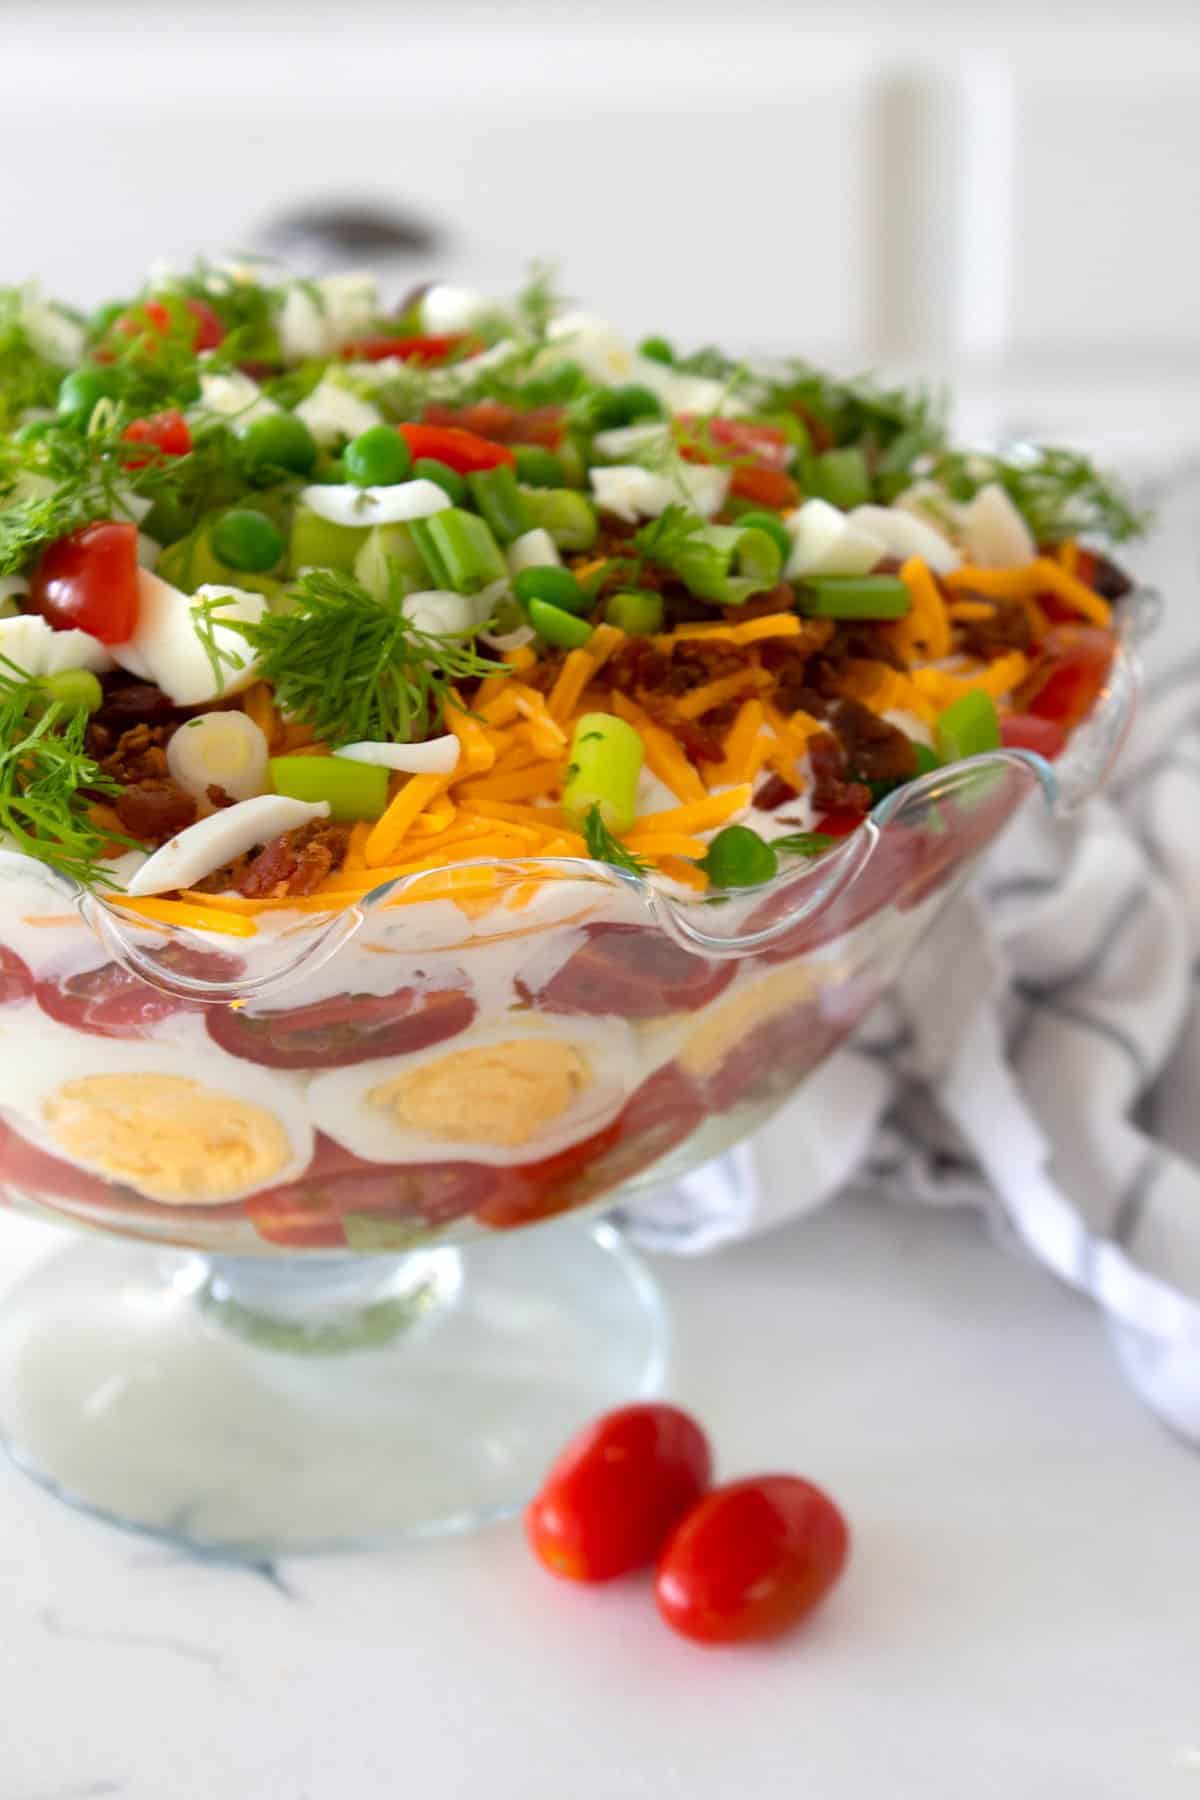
3, 1192, 1198, 1800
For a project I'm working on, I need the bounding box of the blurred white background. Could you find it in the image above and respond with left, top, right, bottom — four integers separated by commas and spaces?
7, 0, 1200, 457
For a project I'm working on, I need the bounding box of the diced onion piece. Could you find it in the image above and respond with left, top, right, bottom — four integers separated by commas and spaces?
506, 528, 562, 575
419, 284, 489, 335
167, 712, 271, 802
589, 463, 729, 523
196, 370, 278, 429
0, 614, 114, 676
546, 313, 638, 385
400, 590, 486, 636
278, 272, 378, 362
783, 498, 885, 579
124, 796, 330, 896
959, 484, 1037, 567
591, 422, 672, 461
295, 378, 383, 446
334, 735, 461, 776
849, 505, 960, 575
298, 478, 452, 527
631, 356, 749, 418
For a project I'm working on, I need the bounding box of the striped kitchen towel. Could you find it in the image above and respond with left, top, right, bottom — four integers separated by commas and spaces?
627, 653, 1200, 1441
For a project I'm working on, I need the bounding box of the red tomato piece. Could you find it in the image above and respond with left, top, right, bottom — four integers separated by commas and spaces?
122, 408, 192, 467
729, 465, 801, 510
0, 946, 34, 1006
999, 712, 1067, 759
527, 1403, 713, 1582
397, 423, 516, 474
205, 982, 477, 1069
118, 296, 223, 350
656, 1474, 850, 1644
0, 1115, 121, 1210
472, 1117, 624, 1231
35, 961, 196, 1039
421, 399, 517, 440
341, 333, 473, 365
29, 520, 140, 644
813, 809, 864, 839
1022, 626, 1116, 733
248, 1135, 496, 1246
678, 416, 793, 471
511, 406, 567, 450
184, 297, 225, 350
520, 923, 735, 1019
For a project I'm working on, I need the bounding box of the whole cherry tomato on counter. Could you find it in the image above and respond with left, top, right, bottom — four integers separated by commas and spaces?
28, 520, 140, 643
527, 1403, 713, 1582
656, 1475, 850, 1644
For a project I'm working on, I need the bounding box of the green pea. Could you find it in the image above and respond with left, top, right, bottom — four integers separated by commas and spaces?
605, 590, 663, 636
590, 384, 663, 431
731, 509, 793, 567
513, 565, 590, 616
413, 458, 466, 503
512, 445, 566, 488
638, 336, 674, 365
56, 368, 114, 420
701, 825, 779, 889
526, 598, 594, 650
211, 508, 286, 574
344, 424, 412, 488
241, 411, 318, 480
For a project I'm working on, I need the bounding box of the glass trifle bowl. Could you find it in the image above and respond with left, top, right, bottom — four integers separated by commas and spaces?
0, 617, 1141, 1553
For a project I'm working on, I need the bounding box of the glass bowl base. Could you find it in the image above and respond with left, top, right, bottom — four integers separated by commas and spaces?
0, 1219, 668, 1556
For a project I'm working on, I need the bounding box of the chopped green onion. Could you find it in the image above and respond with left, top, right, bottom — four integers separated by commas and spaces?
513, 565, 590, 615
563, 711, 644, 833
30, 669, 104, 716
412, 458, 466, 504
795, 575, 911, 620
526, 598, 594, 650
805, 447, 871, 510
520, 487, 598, 551
912, 742, 941, 776
728, 509, 792, 565
409, 508, 508, 594
269, 754, 389, 822
700, 825, 779, 888
934, 690, 1001, 763
354, 523, 427, 601
466, 464, 532, 545
288, 507, 369, 576
666, 523, 782, 605
512, 445, 565, 488
605, 589, 663, 636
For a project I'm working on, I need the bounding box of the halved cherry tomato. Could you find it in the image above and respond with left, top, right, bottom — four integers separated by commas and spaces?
677, 416, 793, 471
656, 1474, 850, 1644
0, 946, 34, 1006
519, 923, 734, 1019
999, 712, 1067, 759
813, 810, 865, 839
397, 423, 515, 474
117, 296, 224, 351
472, 1117, 624, 1231
36, 961, 197, 1039
1020, 626, 1115, 733
527, 1403, 712, 1582
121, 408, 192, 467
248, 1135, 494, 1246
422, 399, 516, 440
706, 999, 849, 1114
341, 333, 473, 365
29, 520, 140, 643
206, 981, 477, 1069
729, 464, 800, 510
0, 1115, 122, 1210
183, 297, 225, 350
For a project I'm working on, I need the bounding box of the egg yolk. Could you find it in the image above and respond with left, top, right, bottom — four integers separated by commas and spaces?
42, 1073, 293, 1205
679, 965, 817, 1081
369, 1039, 591, 1148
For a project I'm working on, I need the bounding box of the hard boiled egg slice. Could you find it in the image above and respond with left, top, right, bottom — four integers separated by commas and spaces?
1, 1020, 313, 1205
124, 796, 330, 896
783, 499, 886, 579
113, 571, 265, 706
308, 1015, 637, 1168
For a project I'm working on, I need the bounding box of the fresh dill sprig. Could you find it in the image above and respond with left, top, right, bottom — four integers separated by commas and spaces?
583, 806, 650, 877
217, 568, 508, 747
0, 658, 126, 887
927, 445, 1148, 544
0, 288, 62, 430
513, 262, 562, 343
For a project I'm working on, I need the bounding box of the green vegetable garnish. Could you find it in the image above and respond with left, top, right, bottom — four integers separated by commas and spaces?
513, 565, 590, 615
269, 754, 389, 821
634, 506, 781, 605
928, 446, 1147, 545
564, 713, 644, 835
795, 575, 911, 620
0, 657, 127, 886
700, 825, 778, 888
582, 806, 650, 877
935, 690, 1001, 762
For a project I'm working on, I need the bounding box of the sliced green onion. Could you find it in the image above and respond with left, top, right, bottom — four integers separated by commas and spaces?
728, 509, 792, 565
520, 487, 599, 551
605, 590, 663, 635
30, 669, 103, 715
912, 742, 941, 776
526, 598, 594, 650
667, 523, 782, 605
805, 447, 871, 510
700, 825, 779, 888
412, 457, 466, 504
512, 445, 565, 488
934, 690, 1001, 763
288, 507, 369, 576
269, 755, 389, 822
409, 509, 508, 594
513, 565, 590, 615
563, 711, 644, 833
354, 523, 427, 601
795, 575, 911, 620
466, 464, 532, 546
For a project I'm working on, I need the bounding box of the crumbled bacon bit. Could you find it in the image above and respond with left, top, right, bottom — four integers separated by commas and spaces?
808, 731, 872, 816
956, 596, 1032, 660
237, 821, 351, 899
828, 698, 918, 786
755, 773, 801, 812
115, 780, 197, 844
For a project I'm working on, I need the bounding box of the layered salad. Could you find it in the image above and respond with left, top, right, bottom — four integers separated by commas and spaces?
0, 264, 1143, 1249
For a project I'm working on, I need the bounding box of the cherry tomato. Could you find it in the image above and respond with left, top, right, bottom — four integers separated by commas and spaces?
472, 1116, 624, 1231
527, 1403, 713, 1582
422, 399, 517, 440
677, 416, 793, 472
656, 1474, 850, 1644
342, 333, 473, 365
29, 520, 140, 644
705, 1000, 848, 1113
0, 946, 34, 1006
183, 297, 225, 350
0, 1115, 122, 1210
729, 465, 801, 510
578, 1063, 704, 1191
1021, 626, 1115, 733
999, 712, 1067, 759
118, 295, 223, 351
206, 982, 477, 1069
247, 1135, 494, 1247
813, 809, 865, 839
519, 923, 735, 1019
122, 408, 192, 467
36, 961, 195, 1039
398, 422, 515, 474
